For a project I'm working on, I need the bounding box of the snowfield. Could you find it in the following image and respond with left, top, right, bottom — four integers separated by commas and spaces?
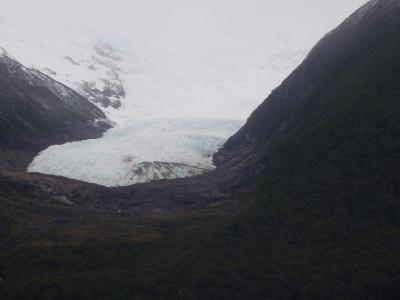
28, 119, 242, 186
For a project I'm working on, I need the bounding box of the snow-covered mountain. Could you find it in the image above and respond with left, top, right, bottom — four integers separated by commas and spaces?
0, 0, 368, 186
0, 33, 307, 122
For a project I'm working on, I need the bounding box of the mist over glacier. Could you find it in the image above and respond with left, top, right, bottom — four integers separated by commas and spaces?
0, 0, 368, 185
0, 0, 368, 120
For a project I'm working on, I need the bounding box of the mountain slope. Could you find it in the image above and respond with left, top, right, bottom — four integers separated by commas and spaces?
210, 0, 400, 297
0, 49, 111, 168
216, 0, 395, 168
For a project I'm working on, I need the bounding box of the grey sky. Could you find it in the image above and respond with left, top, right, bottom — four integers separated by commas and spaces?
2, 0, 369, 48
0, 0, 370, 119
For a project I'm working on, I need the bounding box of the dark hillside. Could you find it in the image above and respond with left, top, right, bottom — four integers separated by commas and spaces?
0, 52, 110, 168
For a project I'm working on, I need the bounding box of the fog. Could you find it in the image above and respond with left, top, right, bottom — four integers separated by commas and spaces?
0, 0, 369, 119
2, 0, 368, 48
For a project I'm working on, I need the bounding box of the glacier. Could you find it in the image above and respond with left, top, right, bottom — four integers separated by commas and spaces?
27, 119, 242, 187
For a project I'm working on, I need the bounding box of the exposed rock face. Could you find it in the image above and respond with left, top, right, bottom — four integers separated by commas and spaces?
0, 49, 111, 168
75, 44, 126, 108
78, 76, 125, 109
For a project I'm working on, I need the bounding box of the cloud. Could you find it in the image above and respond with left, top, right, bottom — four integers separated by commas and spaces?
2, 0, 368, 48
0, 0, 369, 119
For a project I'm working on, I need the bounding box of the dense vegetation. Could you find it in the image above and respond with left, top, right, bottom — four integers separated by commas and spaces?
1, 1, 400, 299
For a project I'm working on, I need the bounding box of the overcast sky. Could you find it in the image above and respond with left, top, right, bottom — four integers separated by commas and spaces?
1, 0, 369, 48
0, 0, 370, 119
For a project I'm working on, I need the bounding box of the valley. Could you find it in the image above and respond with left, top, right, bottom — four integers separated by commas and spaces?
0, 0, 364, 185
1, 1, 400, 299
